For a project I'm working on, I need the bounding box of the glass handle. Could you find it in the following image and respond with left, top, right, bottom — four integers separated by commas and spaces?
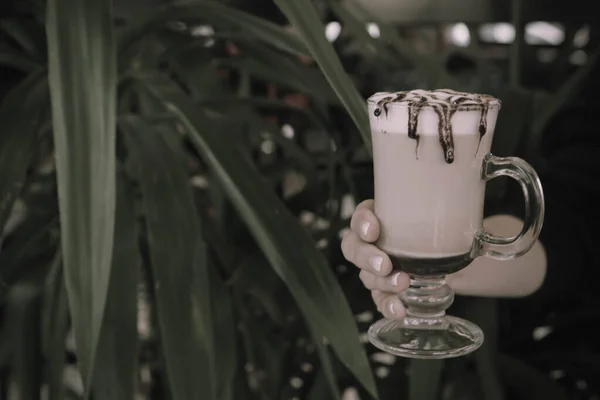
475, 154, 545, 260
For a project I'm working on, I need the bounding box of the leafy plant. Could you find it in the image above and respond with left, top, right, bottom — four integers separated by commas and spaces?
0, 0, 377, 398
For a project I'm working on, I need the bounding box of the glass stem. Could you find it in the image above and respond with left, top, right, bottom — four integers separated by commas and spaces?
399, 276, 454, 330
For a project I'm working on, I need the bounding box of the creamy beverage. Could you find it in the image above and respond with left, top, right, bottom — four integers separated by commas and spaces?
368, 89, 501, 276
366, 89, 543, 359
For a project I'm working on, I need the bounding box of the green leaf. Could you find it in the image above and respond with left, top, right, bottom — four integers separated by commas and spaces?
0, 71, 47, 237
314, 340, 341, 399
200, 96, 327, 128
65, 388, 84, 400
219, 58, 338, 105
0, 19, 37, 55
6, 283, 43, 400
118, 0, 309, 68
307, 367, 330, 400
0, 19, 43, 59
237, 299, 298, 398
162, 47, 222, 101
0, 329, 9, 369
91, 170, 140, 399
0, 173, 59, 288
228, 38, 339, 104
273, 0, 372, 154
207, 256, 237, 400
498, 354, 570, 400
193, 189, 240, 273
138, 73, 378, 399
166, 49, 325, 188
41, 254, 69, 400
46, 0, 118, 394
409, 360, 443, 400
508, 0, 524, 88
467, 299, 503, 400
0, 214, 59, 295
0, 43, 42, 72
324, 0, 400, 67
121, 115, 215, 400
343, 0, 461, 89
229, 254, 287, 327
243, 112, 321, 186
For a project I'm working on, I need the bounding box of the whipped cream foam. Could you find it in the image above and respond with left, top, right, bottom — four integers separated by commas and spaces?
367, 89, 501, 164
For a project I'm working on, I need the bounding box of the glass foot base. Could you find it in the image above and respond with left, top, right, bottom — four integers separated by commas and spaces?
367, 316, 484, 359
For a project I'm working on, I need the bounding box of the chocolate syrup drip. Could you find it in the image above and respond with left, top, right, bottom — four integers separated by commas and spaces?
431, 104, 458, 163
475, 102, 490, 155
407, 96, 426, 157
371, 89, 500, 164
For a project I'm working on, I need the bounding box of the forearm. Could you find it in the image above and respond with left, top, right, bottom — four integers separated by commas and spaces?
446, 214, 548, 298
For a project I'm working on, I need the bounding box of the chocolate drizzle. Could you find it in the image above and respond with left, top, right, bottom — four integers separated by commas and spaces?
475, 102, 490, 154
407, 96, 426, 157
370, 89, 501, 164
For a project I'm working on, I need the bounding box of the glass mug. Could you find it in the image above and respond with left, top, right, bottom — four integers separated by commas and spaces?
365, 90, 545, 359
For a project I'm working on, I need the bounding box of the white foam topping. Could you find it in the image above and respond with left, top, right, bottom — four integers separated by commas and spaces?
367, 89, 501, 110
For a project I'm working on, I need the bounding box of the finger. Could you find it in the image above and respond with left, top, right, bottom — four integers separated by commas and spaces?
350, 200, 380, 243
341, 232, 392, 276
359, 270, 410, 293
356, 199, 374, 211
371, 290, 406, 319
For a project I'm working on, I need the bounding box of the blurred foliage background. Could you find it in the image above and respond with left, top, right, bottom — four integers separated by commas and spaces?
0, 0, 599, 399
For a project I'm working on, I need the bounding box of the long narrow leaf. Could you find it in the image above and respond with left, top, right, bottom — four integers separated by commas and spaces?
273, 0, 372, 153
8, 284, 43, 400
0, 215, 59, 293
166, 47, 328, 185
0, 19, 44, 58
409, 360, 443, 400
118, 0, 309, 67
314, 340, 341, 399
138, 74, 378, 398
46, 0, 117, 394
42, 254, 69, 400
0, 44, 42, 72
91, 171, 140, 399
498, 354, 570, 399
218, 58, 338, 105
344, 0, 460, 89
199, 96, 326, 128
229, 255, 288, 327
325, 0, 401, 67
508, 0, 524, 88
468, 299, 504, 400
122, 116, 215, 400
207, 257, 237, 400
0, 71, 47, 236
231, 38, 339, 104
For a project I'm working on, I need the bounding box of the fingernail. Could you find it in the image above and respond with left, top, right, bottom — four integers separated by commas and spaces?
360, 221, 371, 238
368, 256, 383, 272
390, 272, 401, 286
388, 300, 396, 316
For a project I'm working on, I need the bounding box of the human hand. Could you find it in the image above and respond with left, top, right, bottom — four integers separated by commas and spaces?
341, 201, 547, 315
340, 200, 410, 320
